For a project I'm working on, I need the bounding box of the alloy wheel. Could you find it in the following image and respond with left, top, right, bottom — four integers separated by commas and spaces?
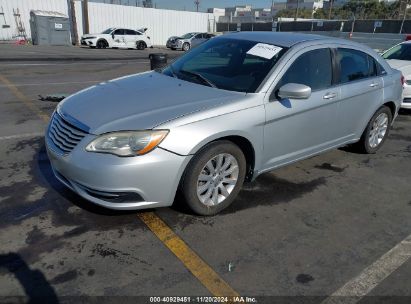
196, 153, 239, 206
368, 112, 388, 148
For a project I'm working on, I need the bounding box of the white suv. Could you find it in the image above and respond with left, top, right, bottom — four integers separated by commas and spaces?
81, 27, 152, 50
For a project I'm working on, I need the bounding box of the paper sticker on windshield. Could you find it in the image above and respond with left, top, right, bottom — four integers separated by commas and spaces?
247, 43, 282, 59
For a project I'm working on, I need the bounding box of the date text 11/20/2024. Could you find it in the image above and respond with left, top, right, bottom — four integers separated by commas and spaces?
149, 296, 257, 303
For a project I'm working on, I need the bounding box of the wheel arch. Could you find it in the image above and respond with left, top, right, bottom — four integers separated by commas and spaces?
383, 101, 397, 119
97, 38, 108, 47
184, 134, 257, 182
137, 40, 147, 48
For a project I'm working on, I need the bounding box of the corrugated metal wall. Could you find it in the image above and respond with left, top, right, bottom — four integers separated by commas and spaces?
74, 2, 214, 46
0, 0, 68, 40
0, 0, 215, 46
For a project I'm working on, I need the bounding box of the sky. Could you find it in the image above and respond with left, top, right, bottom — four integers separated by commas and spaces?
91, 0, 285, 12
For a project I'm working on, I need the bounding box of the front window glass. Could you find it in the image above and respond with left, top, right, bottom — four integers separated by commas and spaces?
382, 43, 411, 61
276, 48, 332, 92
101, 28, 115, 34
113, 29, 125, 35
162, 38, 288, 93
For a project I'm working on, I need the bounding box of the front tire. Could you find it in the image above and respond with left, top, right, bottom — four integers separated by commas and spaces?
96, 39, 108, 49
356, 106, 392, 154
181, 141, 246, 215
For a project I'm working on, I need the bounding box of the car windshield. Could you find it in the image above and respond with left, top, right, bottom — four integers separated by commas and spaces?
181, 33, 196, 39
101, 28, 115, 34
382, 43, 411, 61
162, 37, 288, 93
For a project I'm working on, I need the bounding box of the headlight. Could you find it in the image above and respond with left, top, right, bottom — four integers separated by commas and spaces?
86, 130, 169, 157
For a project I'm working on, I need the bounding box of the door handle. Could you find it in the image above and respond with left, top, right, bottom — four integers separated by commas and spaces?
370, 82, 380, 88
323, 92, 337, 100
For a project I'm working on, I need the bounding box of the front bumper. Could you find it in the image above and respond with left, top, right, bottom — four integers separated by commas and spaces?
166, 40, 182, 49
81, 38, 97, 47
46, 134, 191, 210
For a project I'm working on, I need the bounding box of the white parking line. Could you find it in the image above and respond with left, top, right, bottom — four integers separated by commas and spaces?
0, 132, 44, 141
321, 234, 411, 304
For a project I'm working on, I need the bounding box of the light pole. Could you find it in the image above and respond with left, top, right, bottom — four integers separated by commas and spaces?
400, 0, 410, 34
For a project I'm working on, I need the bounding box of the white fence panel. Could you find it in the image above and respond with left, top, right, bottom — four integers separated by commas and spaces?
77, 2, 213, 46
0, 0, 68, 40
0, 0, 215, 45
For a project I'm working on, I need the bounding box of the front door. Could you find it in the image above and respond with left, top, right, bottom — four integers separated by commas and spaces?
262, 47, 340, 170
111, 29, 126, 48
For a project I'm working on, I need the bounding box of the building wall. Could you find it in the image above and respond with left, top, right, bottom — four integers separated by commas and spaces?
0, 0, 68, 40
0, 0, 214, 45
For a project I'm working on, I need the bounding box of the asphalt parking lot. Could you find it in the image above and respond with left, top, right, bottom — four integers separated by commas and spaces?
0, 45, 410, 303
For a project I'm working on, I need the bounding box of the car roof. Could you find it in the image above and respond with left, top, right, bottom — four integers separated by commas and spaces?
221, 32, 333, 48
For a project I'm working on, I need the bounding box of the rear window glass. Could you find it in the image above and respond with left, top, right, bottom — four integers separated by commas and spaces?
337, 48, 374, 83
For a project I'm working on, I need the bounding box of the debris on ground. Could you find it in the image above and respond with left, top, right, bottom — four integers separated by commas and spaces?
38, 94, 68, 102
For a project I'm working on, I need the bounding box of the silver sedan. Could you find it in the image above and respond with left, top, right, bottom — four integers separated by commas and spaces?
46, 32, 403, 215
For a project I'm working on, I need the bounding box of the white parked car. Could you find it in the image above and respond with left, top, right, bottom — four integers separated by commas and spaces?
81, 27, 152, 50
383, 41, 411, 109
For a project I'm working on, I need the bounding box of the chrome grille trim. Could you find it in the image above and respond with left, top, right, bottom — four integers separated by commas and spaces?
47, 113, 88, 155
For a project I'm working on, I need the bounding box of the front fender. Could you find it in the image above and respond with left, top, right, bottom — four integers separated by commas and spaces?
158, 105, 265, 172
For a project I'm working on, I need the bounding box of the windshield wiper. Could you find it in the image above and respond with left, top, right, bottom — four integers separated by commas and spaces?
179, 70, 218, 88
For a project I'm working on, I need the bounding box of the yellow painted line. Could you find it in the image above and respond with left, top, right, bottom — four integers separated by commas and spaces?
139, 212, 240, 297
0, 74, 49, 122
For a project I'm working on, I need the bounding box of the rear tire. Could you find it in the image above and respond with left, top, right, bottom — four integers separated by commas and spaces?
136, 41, 146, 50
354, 106, 392, 154
181, 141, 246, 215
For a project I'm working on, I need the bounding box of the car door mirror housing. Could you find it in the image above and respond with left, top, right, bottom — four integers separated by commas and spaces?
277, 83, 311, 100
112, 33, 115, 39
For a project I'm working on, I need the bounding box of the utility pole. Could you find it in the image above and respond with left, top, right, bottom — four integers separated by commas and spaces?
328, 0, 334, 20
83, 0, 89, 34
194, 0, 200, 12
68, 0, 79, 45
295, 0, 300, 21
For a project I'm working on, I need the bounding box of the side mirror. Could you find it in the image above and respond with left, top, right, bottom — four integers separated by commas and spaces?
278, 83, 311, 100
111, 33, 115, 39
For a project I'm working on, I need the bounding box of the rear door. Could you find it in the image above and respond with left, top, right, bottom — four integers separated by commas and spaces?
262, 47, 339, 170
124, 29, 139, 48
334, 48, 385, 140
191, 33, 206, 48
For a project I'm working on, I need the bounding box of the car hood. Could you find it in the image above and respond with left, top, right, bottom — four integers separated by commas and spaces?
82, 33, 102, 38
386, 59, 411, 79
57, 71, 245, 135
386, 59, 411, 71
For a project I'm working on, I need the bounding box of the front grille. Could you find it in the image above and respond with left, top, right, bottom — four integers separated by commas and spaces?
403, 98, 411, 104
47, 113, 87, 155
